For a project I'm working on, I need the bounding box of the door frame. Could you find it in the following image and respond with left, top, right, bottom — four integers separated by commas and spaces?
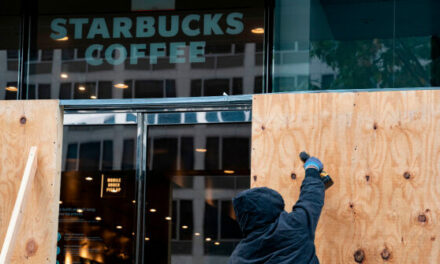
63, 105, 252, 264
138, 110, 251, 263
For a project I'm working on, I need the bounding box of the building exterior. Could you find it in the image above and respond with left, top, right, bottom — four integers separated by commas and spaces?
0, 0, 438, 263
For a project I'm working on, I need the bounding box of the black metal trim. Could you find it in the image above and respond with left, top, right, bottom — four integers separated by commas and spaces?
18, 0, 30, 99
18, 0, 38, 100
263, 0, 275, 93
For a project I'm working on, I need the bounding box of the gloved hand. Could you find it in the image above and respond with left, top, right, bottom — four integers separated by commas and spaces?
304, 157, 323, 172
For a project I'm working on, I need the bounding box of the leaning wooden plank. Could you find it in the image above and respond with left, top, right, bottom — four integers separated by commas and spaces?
0, 147, 38, 264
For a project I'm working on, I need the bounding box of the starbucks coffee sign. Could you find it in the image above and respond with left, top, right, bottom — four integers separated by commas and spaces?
49, 13, 245, 66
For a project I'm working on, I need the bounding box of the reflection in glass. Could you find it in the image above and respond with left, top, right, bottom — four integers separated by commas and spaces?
58, 125, 137, 263
273, 0, 439, 91
145, 123, 250, 263
0, 16, 20, 100
30, 2, 265, 99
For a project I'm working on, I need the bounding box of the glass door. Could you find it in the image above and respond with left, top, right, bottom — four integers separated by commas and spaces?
141, 111, 251, 264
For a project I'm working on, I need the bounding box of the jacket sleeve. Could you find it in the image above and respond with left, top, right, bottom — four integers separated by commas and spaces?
290, 168, 325, 238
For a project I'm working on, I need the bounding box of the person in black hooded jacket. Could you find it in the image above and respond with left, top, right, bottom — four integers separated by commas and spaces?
229, 157, 325, 264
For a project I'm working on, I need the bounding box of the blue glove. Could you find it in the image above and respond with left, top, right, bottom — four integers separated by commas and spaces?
304, 157, 323, 172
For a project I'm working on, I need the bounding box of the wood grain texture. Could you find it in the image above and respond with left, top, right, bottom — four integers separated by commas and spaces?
0, 147, 38, 264
251, 91, 440, 263
0, 101, 63, 263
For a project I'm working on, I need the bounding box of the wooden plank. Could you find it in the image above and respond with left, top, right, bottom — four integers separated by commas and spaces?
0, 100, 63, 263
0, 147, 38, 263
251, 91, 440, 263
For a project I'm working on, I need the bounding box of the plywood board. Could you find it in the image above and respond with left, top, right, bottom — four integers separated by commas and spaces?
251, 91, 440, 263
0, 147, 38, 263
0, 101, 63, 263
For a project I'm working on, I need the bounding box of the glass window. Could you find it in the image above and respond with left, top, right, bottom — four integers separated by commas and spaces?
394, 0, 433, 88
29, 0, 265, 99
0, 16, 21, 100
145, 123, 250, 263
58, 125, 137, 264
273, 0, 438, 91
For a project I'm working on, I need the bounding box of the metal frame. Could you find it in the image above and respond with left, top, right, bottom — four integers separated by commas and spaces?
62, 94, 253, 126
61, 94, 253, 112
136, 109, 251, 263
63, 113, 138, 125
63, 108, 251, 264
145, 110, 251, 125
135, 113, 146, 264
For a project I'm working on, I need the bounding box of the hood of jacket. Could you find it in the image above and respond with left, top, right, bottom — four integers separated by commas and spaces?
233, 187, 285, 236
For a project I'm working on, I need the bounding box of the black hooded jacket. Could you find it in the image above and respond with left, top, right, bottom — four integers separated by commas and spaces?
229, 169, 325, 264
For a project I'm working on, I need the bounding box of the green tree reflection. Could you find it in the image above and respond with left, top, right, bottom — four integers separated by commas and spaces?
310, 37, 431, 89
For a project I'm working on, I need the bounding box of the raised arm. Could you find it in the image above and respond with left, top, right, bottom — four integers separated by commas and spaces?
290, 157, 325, 238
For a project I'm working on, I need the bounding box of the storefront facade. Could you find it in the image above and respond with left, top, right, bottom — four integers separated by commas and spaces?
1, 0, 438, 263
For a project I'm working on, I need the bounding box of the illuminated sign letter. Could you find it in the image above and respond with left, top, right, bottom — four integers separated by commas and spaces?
158, 15, 179, 37
130, 44, 146, 64
150, 43, 166, 64
182, 14, 200, 37
50, 18, 67, 40
113, 17, 133, 38
226, 13, 244, 35
190, 41, 206, 63
69, 18, 89, 39
105, 44, 127, 65
136, 17, 155, 38
203, 14, 223, 35
85, 44, 104, 66
170, 42, 186, 63
87, 18, 110, 39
